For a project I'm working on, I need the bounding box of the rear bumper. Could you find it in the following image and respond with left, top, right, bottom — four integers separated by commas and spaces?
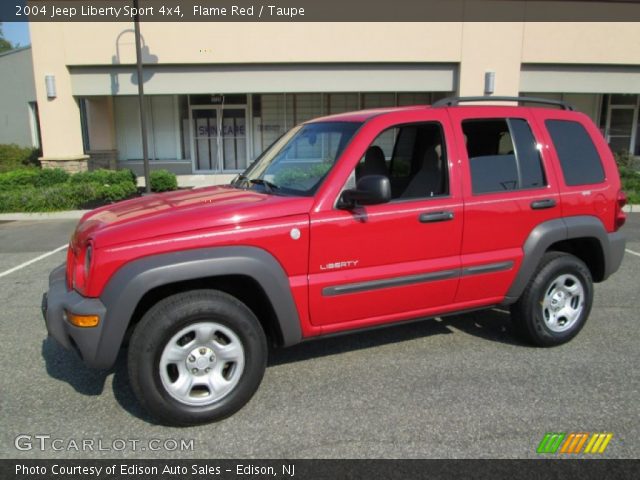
605, 231, 626, 279
43, 264, 108, 368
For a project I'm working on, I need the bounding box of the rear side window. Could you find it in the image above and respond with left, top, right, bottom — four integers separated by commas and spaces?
545, 120, 605, 186
462, 118, 546, 194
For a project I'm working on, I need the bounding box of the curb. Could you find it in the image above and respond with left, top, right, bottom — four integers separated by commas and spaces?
1, 205, 638, 222
0, 210, 90, 221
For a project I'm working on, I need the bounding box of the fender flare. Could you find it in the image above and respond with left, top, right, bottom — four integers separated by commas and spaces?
503, 216, 622, 304
94, 246, 302, 369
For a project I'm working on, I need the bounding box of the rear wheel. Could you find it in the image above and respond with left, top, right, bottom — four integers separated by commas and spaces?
128, 290, 267, 426
511, 252, 593, 347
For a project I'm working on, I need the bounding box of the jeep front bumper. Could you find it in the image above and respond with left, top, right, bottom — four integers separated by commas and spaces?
43, 264, 108, 368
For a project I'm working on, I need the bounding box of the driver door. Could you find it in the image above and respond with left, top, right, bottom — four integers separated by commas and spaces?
308, 111, 463, 332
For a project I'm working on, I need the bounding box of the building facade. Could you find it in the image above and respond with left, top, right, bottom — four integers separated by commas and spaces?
0, 46, 40, 149
29, 15, 640, 183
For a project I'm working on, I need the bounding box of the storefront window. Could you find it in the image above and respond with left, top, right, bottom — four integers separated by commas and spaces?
114, 95, 180, 162
179, 95, 190, 160
362, 93, 395, 109
115, 91, 454, 172
327, 93, 358, 114
252, 94, 288, 160
604, 94, 639, 155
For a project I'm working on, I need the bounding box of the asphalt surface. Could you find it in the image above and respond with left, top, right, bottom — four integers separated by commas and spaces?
1, 216, 639, 459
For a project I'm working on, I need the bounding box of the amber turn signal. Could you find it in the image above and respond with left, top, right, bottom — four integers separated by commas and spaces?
65, 311, 100, 328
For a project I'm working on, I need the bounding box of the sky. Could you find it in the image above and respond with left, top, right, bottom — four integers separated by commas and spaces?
3, 22, 30, 47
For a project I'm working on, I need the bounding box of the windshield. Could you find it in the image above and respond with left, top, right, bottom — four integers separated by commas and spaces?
232, 122, 362, 196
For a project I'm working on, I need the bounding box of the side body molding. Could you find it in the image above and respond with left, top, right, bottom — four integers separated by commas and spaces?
503, 216, 625, 305
96, 246, 303, 368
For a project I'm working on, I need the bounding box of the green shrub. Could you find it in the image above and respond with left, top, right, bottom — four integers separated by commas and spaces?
0, 168, 69, 189
614, 151, 636, 170
0, 181, 139, 213
69, 168, 136, 186
0, 169, 40, 189
34, 168, 70, 187
0, 144, 40, 172
0, 167, 139, 212
150, 169, 178, 192
620, 166, 640, 204
0, 185, 80, 212
96, 181, 138, 202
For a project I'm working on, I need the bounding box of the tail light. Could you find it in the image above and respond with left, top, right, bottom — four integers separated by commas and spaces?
615, 190, 627, 231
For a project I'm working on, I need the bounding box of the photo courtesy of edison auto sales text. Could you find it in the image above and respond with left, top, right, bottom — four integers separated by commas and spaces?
15, 463, 295, 477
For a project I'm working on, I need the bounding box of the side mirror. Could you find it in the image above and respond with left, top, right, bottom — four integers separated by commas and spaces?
338, 175, 391, 209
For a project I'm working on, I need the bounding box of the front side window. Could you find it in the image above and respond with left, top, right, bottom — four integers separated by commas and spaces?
346, 122, 449, 200
234, 121, 361, 196
462, 118, 546, 194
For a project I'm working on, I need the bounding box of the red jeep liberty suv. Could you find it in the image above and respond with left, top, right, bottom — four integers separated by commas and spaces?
43, 97, 627, 425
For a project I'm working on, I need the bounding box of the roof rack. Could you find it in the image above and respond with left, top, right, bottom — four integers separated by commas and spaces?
432, 96, 574, 111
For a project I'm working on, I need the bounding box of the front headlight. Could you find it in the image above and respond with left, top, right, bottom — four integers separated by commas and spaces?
72, 242, 93, 293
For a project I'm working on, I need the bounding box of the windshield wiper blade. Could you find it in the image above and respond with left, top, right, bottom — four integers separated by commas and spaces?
249, 179, 279, 193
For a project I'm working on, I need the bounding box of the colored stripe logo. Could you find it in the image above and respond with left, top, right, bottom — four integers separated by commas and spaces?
537, 433, 613, 454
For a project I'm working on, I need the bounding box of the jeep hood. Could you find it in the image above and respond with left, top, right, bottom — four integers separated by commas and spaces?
75, 186, 313, 248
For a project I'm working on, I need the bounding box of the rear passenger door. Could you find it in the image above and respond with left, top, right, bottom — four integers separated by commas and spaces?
530, 109, 617, 231
447, 108, 561, 304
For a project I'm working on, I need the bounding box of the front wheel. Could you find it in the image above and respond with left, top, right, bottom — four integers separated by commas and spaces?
511, 252, 593, 347
128, 290, 267, 426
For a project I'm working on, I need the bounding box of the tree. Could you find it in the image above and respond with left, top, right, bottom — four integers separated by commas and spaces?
0, 23, 14, 54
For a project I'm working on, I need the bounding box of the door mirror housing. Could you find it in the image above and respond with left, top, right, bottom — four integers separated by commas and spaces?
338, 175, 391, 209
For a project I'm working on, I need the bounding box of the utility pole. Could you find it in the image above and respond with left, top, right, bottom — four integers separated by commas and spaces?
134, 0, 151, 193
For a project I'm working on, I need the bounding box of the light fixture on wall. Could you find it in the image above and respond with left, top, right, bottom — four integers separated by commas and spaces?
484, 71, 496, 95
45, 75, 57, 99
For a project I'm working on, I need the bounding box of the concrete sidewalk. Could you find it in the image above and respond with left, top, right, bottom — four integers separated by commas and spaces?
0, 210, 90, 221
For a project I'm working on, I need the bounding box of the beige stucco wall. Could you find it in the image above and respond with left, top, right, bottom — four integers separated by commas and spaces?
522, 23, 640, 65
30, 22, 86, 162
58, 22, 463, 65
86, 97, 116, 150
30, 16, 640, 162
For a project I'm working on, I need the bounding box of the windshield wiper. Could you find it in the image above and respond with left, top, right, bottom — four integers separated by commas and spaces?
249, 178, 279, 193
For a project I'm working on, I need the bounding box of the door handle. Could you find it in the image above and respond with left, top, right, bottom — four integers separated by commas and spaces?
530, 199, 556, 210
419, 211, 454, 223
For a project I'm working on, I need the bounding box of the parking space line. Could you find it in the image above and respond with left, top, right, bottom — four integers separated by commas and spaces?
626, 249, 640, 258
0, 244, 68, 279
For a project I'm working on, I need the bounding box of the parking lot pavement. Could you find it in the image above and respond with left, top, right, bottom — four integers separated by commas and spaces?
1, 215, 639, 459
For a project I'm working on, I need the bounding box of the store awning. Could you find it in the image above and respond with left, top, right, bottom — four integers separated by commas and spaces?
69, 63, 458, 96
521, 64, 640, 94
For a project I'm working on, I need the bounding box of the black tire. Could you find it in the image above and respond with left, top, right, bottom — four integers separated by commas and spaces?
128, 289, 267, 426
511, 252, 593, 347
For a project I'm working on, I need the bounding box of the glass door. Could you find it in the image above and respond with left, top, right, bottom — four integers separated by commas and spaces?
192, 108, 219, 171
221, 107, 248, 171
191, 106, 248, 172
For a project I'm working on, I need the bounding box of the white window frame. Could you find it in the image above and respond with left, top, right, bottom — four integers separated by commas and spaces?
605, 95, 639, 155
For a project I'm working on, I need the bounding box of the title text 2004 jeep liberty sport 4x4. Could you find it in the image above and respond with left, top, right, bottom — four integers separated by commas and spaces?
43, 97, 627, 425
